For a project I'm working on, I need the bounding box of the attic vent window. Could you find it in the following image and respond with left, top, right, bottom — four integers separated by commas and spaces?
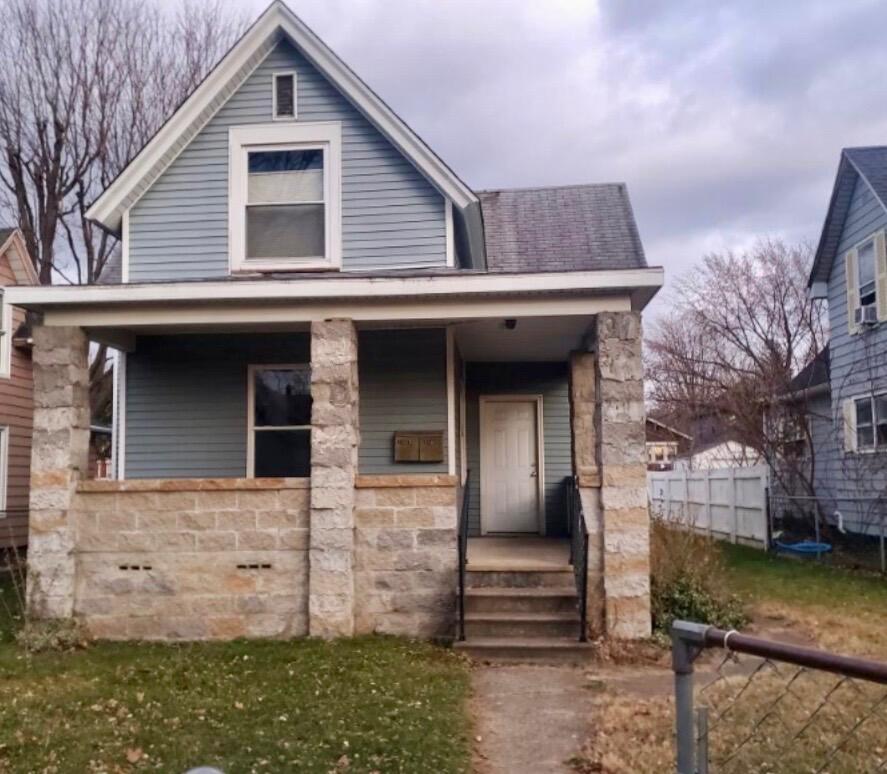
273, 72, 296, 120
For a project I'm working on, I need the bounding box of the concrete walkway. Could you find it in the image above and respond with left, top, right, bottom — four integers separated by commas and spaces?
471, 663, 598, 773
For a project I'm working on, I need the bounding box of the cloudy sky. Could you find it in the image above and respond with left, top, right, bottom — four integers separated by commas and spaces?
240, 0, 887, 316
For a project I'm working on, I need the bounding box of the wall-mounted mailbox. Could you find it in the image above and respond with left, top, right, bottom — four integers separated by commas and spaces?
393, 431, 444, 463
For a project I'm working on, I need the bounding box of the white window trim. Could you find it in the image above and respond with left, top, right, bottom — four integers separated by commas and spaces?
846, 390, 887, 454
856, 236, 877, 306
0, 426, 8, 512
246, 363, 311, 478
112, 350, 127, 479
228, 122, 342, 274
272, 70, 298, 120
0, 290, 11, 379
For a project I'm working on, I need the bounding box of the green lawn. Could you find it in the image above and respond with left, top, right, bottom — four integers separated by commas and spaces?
722, 541, 887, 615
0, 574, 472, 773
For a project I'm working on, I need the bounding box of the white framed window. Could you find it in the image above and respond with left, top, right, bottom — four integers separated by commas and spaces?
0, 289, 10, 379
272, 71, 297, 120
858, 238, 877, 308
844, 392, 887, 452
0, 426, 8, 512
247, 364, 312, 478
846, 229, 887, 333
229, 123, 342, 273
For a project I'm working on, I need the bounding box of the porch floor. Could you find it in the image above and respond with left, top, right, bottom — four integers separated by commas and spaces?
466, 537, 570, 570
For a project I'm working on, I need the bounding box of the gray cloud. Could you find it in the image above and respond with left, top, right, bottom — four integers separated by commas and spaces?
240, 0, 887, 315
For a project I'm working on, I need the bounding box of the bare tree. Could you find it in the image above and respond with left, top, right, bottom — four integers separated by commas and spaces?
646, 239, 827, 492
0, 0, 245, 434
0, 0, 246, 285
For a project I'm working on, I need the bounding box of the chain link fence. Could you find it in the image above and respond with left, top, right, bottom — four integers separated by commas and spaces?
673, 621, 887, 773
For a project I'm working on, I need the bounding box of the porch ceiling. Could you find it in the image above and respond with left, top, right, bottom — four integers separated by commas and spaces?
454, 316, 592, 361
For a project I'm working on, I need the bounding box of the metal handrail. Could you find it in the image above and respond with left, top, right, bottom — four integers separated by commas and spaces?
457, 471, 471, 641
567, 476, 589, 642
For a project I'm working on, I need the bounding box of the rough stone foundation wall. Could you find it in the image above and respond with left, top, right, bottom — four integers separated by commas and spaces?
70, 479, 310, 640
354, 475, 457, 638
596, 311, 652, 639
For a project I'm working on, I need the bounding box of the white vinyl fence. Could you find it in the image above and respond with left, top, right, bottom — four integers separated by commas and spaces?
648, 465, 770, 548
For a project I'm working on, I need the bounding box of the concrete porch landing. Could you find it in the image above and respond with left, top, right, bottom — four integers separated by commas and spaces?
467, 537, 570, 571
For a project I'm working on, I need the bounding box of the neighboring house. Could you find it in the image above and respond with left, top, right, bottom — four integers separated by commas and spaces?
0, 228, 38, 552
787, 145, 887, 535
674, 439, 762, 471
645, 417, 690, 471
10, 2, 663, 648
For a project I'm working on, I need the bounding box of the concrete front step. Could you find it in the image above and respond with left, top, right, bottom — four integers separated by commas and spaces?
464, 611, 581, 639
465, 587, 579, 614
454, 636, 594, 664
465, 567, 575, 589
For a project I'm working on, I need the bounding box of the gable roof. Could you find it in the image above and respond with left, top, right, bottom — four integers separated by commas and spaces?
86, 1, 484, 266
809, 146, 887, 286
0, 228, 38, 286
478, 184, 647, 273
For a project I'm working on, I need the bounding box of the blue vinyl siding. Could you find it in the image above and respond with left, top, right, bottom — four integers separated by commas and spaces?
358, 329, 448, 474
817, 175, 887, 532
465, 363, 572, 537
128, 39, 447, 281
125, 334, 310, 478
126, 330, 449, 479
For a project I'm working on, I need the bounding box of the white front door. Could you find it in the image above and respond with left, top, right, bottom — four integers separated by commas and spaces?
480, 398, 541, 534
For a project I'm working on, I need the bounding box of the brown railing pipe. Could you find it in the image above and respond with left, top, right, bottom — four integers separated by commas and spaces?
703, 626, 887, 685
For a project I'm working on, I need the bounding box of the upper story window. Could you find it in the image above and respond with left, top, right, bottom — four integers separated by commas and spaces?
273, 71, 297, 120
846, 230, 886, 333
858, 239, 876, 307
229, 123, 342, 273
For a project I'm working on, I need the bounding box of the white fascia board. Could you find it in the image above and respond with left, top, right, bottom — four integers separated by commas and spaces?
6, 267, 665, 309
86, 1, 475, 233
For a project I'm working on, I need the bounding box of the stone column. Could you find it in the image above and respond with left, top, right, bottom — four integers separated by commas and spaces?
308, 319, 359, 638
569, 351, 605, 636
27, 326, 90, 618
595, 311, 651, 639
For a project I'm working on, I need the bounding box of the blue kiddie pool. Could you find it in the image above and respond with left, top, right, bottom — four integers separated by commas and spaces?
775, 540, 832, 557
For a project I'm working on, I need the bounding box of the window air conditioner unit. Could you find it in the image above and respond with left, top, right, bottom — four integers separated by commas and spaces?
855, 305, 878, 326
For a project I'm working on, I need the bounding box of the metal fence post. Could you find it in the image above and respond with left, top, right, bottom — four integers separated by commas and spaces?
672, 620, 709, 774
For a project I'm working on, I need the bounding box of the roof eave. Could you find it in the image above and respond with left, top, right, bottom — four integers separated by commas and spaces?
86, 1, 478, 234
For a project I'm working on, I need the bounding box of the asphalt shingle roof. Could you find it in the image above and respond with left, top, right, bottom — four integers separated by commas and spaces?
478, 183, 647, 273
94, 183, 649, 284
788, 345, 830, 393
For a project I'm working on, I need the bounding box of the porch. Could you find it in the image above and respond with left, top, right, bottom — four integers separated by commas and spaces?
13, 280, 654, 644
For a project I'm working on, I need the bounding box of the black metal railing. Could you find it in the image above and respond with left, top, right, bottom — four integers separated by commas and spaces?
457, 471, 471, 641
566, 476, 589, 642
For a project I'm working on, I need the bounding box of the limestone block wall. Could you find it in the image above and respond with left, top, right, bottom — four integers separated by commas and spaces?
70, 479, 310, 640
353, 475, 458, 638
596, 311, 652, 640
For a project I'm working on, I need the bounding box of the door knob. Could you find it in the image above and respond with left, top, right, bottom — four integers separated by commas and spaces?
530, 470, 537, 478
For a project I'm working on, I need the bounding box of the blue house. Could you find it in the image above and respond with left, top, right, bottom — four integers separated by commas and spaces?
797, 147, 887, 536
11, 2, 662, 655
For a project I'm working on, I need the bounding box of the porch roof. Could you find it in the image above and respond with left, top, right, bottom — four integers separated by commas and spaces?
6, 268, 663, 347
